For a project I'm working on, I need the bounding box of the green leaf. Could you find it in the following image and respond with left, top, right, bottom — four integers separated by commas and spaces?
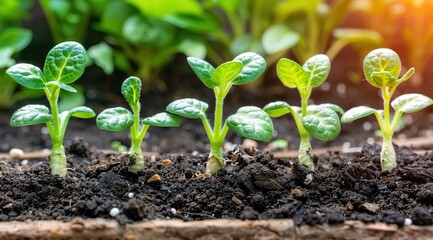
126, 0, 202, 19
263, 101, 292, 118
232, 52, 266, 85
6, 63, 46, 89
303, 54, 331, 87
0, 28, 32, 52
166, 98, 208, 119
212, 61, 242, 86
226, 106, 274, 142
262, 25, 299, 55
59, 83, 77, 93
317, 103, 344, 115
398, 67, 415, 83
276, 58, 308, 88
142, 112, 181, 127
164, 13, 217, 32
178, 39, 207, 59
121, 76, 141, 107
0, 47, 14, 68
392, 93, 433, 113
303, 106, 340, 141
69, 106, 95, 118
10, 104, 52, 127
96, 107, 134, 132
88, 42, 114, 74
187, 57, 216, 88
341, 106, 378, 123
363, 48, 401, 88
43, 41, 87, 84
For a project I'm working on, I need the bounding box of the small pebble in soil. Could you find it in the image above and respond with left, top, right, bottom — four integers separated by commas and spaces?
192, 151, 199, 157
367, 137, 375, 144
40, 127, 49, 135
304, 173, 313, 185
170, 208, 177, 215
9, 148, 24, 158
110, 208, 120, 217
404, 218, 413, 226
21, 159, 29, 166
147, 174, 161, 183
162, 159, 172, 165
128, 193, 134, 198
342, 142, 351, 149
362, 122, 372, 131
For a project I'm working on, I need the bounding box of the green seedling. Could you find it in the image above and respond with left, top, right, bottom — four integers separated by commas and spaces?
166, 52, 274, 174
7, 41, 95, 177
341, 48, 433, 171
264, 54, 343, 171
96, 76, 180, 172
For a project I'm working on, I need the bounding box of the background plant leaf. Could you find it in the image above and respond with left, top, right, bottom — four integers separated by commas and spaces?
303, 106, 340, 141
166, 98, 208, 119
142, 112, 181, 127
226, 106, 274, 142
96, 107, 134, 132
262, 25, 299, 55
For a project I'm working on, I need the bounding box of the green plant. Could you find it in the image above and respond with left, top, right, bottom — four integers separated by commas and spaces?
264, 54, 343, 171
96, 77, 181, 172
7, 41, 95, 177
341, 48, 433, 171
166, 52, 274, 174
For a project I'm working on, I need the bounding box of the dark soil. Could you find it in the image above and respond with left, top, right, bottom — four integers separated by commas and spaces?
0, 139, 432, 226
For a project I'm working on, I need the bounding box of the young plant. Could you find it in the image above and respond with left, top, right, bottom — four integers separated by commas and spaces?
341, 48, 433, 171
166, 52, 274, 174
96, 76, 181, 172
264, 54, 343, 171
7, 41, 95, 177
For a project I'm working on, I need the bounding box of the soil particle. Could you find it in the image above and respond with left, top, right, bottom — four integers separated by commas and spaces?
412, 207, 433, 225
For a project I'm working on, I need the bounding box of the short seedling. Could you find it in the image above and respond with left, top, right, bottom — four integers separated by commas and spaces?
264, 54, 343, 171
166, 52, 274, 174
7, 41, 95, 177
341, 48, 433, 171
96, 76, 180, 172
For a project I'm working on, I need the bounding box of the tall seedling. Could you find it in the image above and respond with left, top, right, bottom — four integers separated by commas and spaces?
167, 52, 274, 174
342, 48, 433, 171
7, 41, 95, 176
264, 54, 343, 171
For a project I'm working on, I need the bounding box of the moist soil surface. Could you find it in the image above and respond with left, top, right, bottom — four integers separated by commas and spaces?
1, 139, 432, 226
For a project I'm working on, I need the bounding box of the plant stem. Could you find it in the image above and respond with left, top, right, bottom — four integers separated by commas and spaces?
128, 102, 147, 172
207, 141, 224, 174
45, 87, 67, 176
299, 135, 314, 171
129, 142, 144, 172
381, 135, 396, 171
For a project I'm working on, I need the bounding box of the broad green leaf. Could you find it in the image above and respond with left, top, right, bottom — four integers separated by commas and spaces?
363, 48, 401, 88
263, 101, 292, 118
121, 77, 141, 106
341, 106, 378, 123
43, 41, 87, 84
142, 112, 181, 127
122, 15, 175, 47
166, 98, 208, 119
262, 25, 299, 55
178, 39, 206, 59
69, 106, 95, 118
98, 0, 135, 35
96, 107, 134, 132
6, 63, 46, 89
59, 83, 77, 93
226, 106, 274, 142
0, 28, 32, 52
164, 13, 217, 32
232, 52, 266, 85
303, 54, 331, 87
391, 94, 433, 113
187, 57, 216, 88
88, 42, 114, 74
230, 35, 263, 56
212, 61, 242, 86
276, 58, 308, 88
332, 28, 382, 49
317, 103, 344, 115
303, 106, 340, 141
10, 104, 52, 127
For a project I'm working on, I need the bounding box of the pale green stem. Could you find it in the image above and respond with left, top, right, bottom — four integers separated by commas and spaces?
381, 135, 396, 171
291, 108, 314, 171
299, 135, 314, 171
45, 87, 67, 176
128, 103, 148, 172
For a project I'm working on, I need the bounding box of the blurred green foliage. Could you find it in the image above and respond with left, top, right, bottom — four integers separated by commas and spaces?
1, 0, 383, 99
